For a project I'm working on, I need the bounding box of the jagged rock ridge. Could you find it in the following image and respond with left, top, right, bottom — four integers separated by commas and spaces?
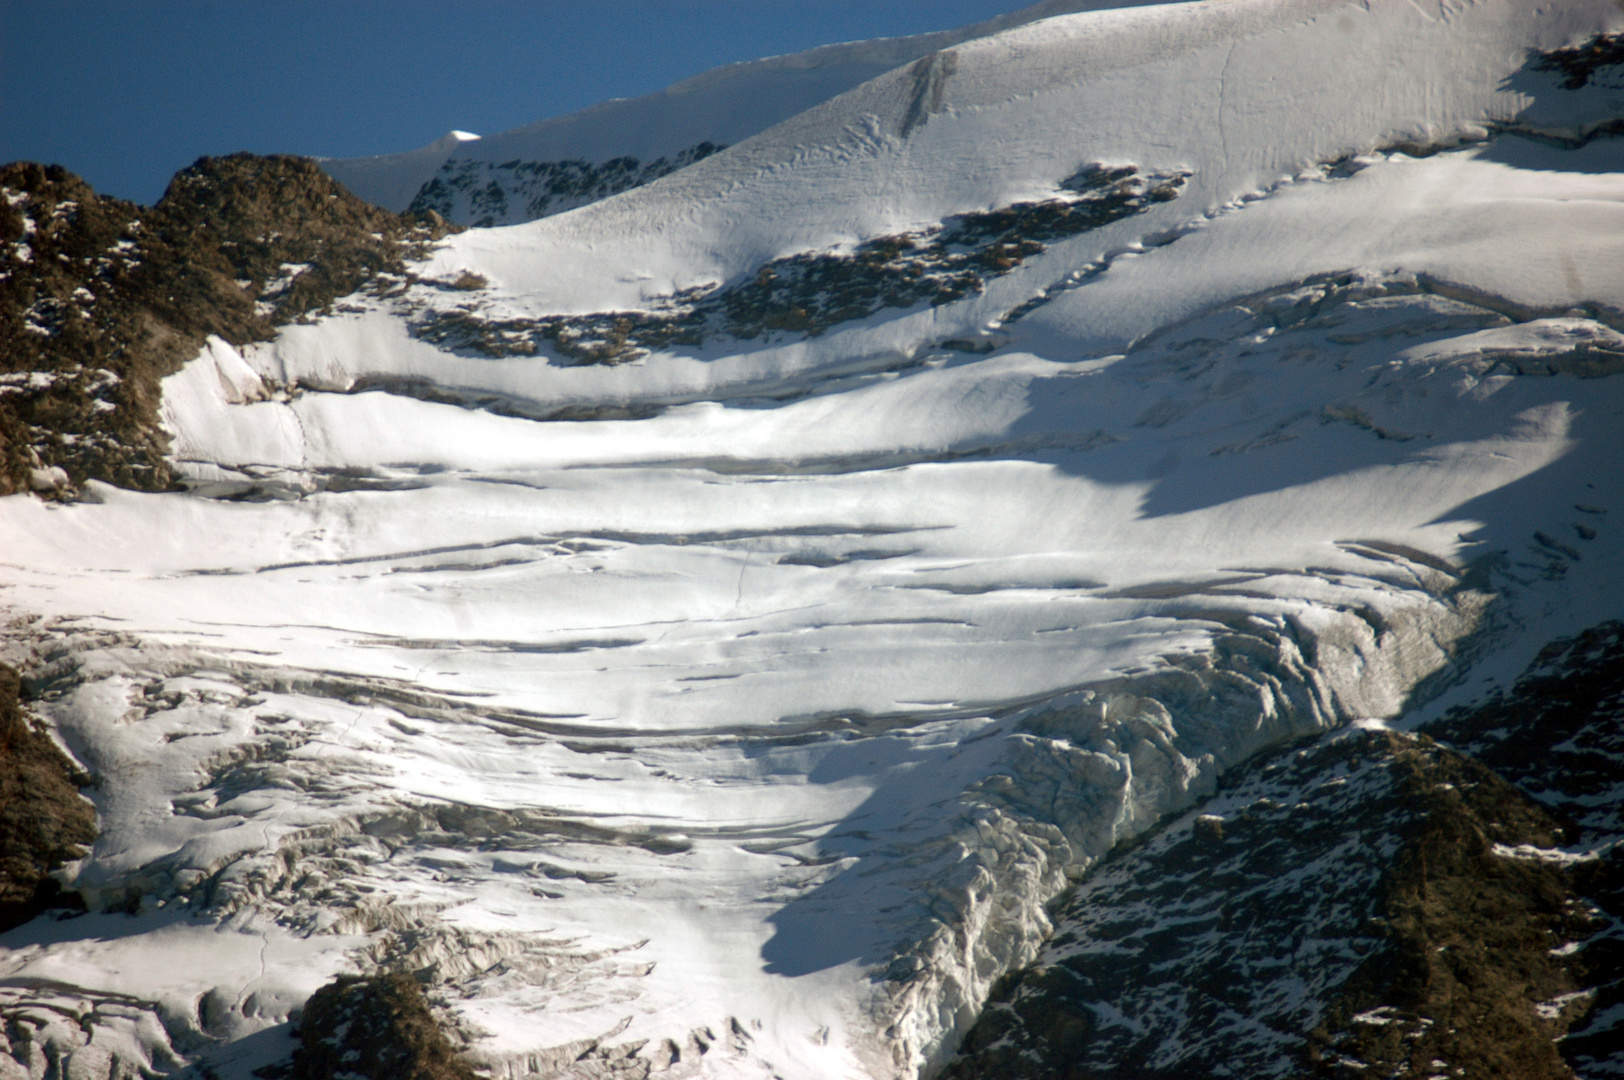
0, 156, 450, 498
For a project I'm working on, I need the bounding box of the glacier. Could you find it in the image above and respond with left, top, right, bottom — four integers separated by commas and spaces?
3, 0, 1624, 1077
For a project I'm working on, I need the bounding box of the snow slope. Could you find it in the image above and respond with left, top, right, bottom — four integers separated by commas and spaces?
5, 1, 1624, 1078
318, 130, 481, 218
319, 0, 1187, 221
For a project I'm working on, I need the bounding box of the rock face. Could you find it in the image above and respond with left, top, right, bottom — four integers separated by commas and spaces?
1423, 621, 1624, 836
286, 973, 476, 1080
0, 664, 94, 932
0, 156, 450, 498
408, 164, 1186, 364
406, 142, 725, 228
1423, 622, 1624, 1078
943, 624, 1624, 1080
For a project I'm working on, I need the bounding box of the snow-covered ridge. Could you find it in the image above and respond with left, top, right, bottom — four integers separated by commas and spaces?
319, 0, 1187, 219
317, 129, 481, 220
403, 0, 1620, 319
404, 141, 727, 229
5, 2, 1624, 1078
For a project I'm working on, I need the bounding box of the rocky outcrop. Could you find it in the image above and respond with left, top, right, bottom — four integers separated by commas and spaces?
0, 156, 452, 498
408, 164, 1185, 364
1423, 621, 1624, 835
944, 727, 1604, 1079
943, 620, 1624, 1080
1423, 622, 1624, 1078
1532, 32, 1624, 91
285, 973, 475, 1080
0, 663, 94, 932
406, 141, 724, 228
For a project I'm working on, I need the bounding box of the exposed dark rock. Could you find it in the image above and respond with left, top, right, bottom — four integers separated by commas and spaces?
1423, 621, 1624, 1078
1423, 621, 1624, 834
283, 972, 475, 1080
1303, 748, 1599, 1080
1532, 33, 1624, 91
409, 163, 1186, 365
406, 141, 725, 227
944, 616, 1624, 1079
0, 663, 95, 932
0, 155, 454, 498
943, 725, 1605, 1079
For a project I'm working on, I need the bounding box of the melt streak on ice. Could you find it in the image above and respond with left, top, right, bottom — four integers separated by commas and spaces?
4, 1, 1624, 1077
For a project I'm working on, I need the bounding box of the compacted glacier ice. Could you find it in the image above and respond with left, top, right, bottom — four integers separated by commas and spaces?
4, 1, 1624, 1077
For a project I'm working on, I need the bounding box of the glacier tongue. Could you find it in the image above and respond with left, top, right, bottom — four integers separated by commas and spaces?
5, 1, 1624, 1078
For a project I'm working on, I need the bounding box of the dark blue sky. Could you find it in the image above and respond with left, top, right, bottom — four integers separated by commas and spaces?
1, 1, 1026, 205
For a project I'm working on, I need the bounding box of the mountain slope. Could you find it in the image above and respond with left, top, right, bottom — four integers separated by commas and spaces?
2, 2, 1623, 1079
319, 0, 1186, 224
948, 621, 1624, 1079
0, 156, 449, 498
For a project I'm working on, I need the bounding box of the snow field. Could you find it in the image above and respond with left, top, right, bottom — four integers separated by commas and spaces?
3, 1, 1624, 1077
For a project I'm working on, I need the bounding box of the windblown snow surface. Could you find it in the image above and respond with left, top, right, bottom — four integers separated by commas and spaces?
5, 1, 1624, 1077
319, 0, 1186, 223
